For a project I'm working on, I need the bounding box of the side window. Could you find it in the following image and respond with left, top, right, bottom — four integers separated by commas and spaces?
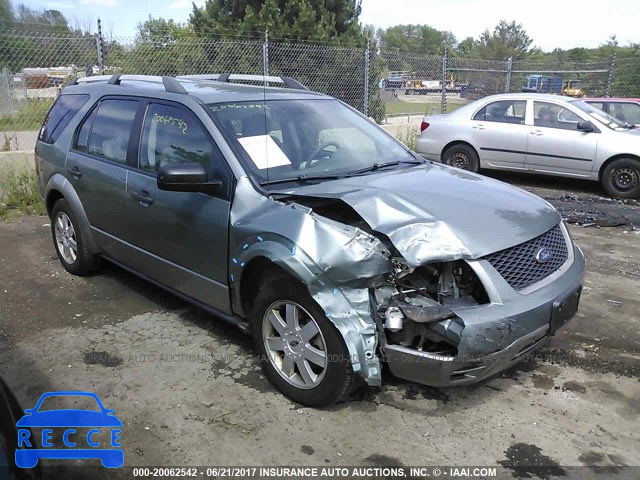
139, 103, 232, 197
140, 103, 212, 173
587, 102, 604, 111
84, 99, 139, 163
612, 103, 640, 124
534, 102, 582, 130
472, 106, 486, 121
39, 94, 90, 144
75, 107, 97, 152
482, 100, 526, 124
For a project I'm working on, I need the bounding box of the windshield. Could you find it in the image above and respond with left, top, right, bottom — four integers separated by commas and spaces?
207, 99, 417, 186
571, 100, 625, 129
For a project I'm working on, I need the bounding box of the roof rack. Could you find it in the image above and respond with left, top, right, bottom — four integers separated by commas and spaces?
72, 73, 307, 93
176, 74, 309, 90
74, 74, 187, 94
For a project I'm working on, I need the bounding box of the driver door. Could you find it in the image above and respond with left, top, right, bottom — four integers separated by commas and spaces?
119, 100, 234, 313
525, 101, 598, 175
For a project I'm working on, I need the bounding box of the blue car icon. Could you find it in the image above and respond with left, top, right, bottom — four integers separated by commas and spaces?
15, 391, 123, 468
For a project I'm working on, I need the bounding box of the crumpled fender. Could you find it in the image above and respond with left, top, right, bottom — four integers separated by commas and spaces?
44, 173, 99, 253
228, 177, 388, 385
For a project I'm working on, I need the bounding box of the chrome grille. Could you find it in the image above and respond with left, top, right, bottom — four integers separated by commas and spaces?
483, 224, 569, 291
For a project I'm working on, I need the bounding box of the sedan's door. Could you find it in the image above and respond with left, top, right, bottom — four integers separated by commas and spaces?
119, 101, 234, 314
525, 101, 598, 175
470, 99, 528, 169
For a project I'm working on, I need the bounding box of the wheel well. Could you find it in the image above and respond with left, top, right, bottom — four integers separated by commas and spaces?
598, 154, 640, 181
239, 257, 299, 318
441, 141, 478, 159
45, 189, 64, 217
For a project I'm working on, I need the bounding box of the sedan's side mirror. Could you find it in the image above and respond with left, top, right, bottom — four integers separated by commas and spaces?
157, 163, 222, 194
577, 121, 595, 132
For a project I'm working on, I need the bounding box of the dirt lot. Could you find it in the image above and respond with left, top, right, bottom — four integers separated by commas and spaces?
0, 172, 639, 479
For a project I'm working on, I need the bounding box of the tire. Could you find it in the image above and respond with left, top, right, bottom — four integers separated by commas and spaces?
51, 198, 101, 276
601, 158, 640, 199
251, 280, 355, 407
443, 144, 480, 172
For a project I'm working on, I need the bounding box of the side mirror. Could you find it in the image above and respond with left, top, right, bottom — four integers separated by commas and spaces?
157, 163, 222, 194
24, 409, 34, 415
577, 121, 594, 132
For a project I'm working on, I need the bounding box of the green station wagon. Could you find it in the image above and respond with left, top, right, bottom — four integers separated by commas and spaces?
36, 74, 585, 406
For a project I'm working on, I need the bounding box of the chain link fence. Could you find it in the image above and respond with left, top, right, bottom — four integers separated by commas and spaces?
1, 27, 639, 151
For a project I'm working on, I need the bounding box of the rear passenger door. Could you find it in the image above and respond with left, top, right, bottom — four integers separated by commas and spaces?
120, 101, 234, 314
470, 99, 528, 169
66, 97, 142, 254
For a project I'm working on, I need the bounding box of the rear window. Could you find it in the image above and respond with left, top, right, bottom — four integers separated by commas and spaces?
39, 94, 90, 144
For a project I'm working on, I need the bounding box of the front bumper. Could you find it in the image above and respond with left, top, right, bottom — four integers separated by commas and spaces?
382, 244, 585, 387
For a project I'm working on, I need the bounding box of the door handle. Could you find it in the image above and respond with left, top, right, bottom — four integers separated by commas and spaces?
131, 190, 154, 207
67, 166, 82, 178
529, 130, 544, 136
472, 124, 486, 130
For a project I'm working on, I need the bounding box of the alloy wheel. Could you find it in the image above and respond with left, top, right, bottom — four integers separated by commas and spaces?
54, 212, 77, 264
262, 301, 328, 389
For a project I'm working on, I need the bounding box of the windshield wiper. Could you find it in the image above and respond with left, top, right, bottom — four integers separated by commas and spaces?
260, 174, 344, 186
346, 159, 424, 177
623, 122, 637, 129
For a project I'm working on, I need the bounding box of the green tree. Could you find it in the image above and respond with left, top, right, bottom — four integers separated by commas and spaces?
190, 0, 364, 44
0, 0, 13, 28
456, 36, 476, 56
379, 24, 455, 54
476, 20, 532, 60
116, 17, 211, 76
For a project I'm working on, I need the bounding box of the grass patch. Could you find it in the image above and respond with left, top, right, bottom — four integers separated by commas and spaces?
0, 99, 53, 132
384, 101, 464, 116
395, 125, 419, 151
0, 169, 46, 218
385, 102, 436, 115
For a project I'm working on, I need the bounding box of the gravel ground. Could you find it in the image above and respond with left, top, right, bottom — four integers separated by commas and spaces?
0, 174, 638, 479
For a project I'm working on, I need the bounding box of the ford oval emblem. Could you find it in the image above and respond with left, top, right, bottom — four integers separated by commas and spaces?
535, 247, 553, 264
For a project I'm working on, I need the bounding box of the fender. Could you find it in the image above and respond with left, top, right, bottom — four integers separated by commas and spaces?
45, 173, 100, 254
229, 237, 382, 386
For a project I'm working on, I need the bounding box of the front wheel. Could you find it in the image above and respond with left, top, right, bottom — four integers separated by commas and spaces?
443, 144, 480, 172
251, 281, 354, 407
601, 158, 640, 199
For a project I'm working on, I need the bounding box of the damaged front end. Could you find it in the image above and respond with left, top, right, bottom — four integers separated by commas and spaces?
231, 169, 584, 389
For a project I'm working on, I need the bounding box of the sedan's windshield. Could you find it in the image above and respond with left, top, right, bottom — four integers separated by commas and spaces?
571, 100, 626, 129
207, 99, 418, 186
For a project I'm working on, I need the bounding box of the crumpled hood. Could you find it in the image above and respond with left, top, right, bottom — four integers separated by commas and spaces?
273, 163, 561, 266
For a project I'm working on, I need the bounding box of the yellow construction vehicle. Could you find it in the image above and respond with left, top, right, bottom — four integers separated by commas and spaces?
562, 80, 585, 98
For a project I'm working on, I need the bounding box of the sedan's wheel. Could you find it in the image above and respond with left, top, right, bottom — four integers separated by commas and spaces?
252, 280, 354, 407
443, 144, 480, 172
51, 199, 100, 276
601, 158, 640, 199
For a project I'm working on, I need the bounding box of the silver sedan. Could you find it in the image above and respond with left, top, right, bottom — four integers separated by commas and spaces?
415, 93, 640, 198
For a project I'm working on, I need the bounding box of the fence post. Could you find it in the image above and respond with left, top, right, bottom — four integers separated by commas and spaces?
263, 30, 269, 82
441, 48, 448, 113
96, 18, 105, 75
363, 37, 370, 117
605, 51, 616, 97
505, 57, 513, 93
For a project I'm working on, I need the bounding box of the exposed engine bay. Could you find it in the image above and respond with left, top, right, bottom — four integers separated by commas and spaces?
373, 259, 489, 357
284, 195, 489, 358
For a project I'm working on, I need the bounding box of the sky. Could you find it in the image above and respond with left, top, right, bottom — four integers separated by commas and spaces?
16, 0, 640, 51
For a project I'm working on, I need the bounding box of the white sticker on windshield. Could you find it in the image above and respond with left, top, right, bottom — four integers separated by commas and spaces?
237, 135, 291, 169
